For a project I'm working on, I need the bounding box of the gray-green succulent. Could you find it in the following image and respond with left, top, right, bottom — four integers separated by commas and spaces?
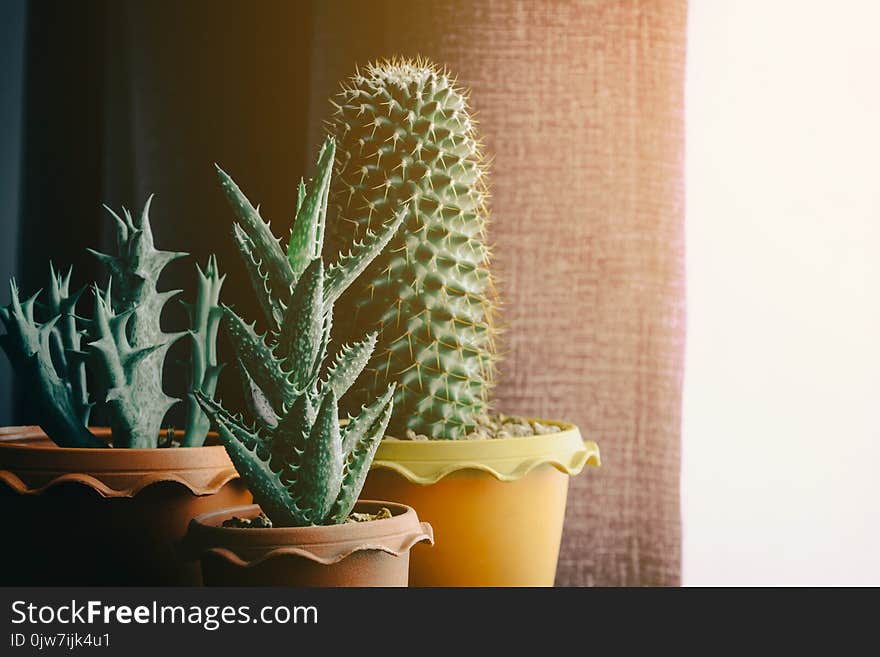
201, 135, 404, 526
181, 256, 226, 447
325, 58, 500, 439
0, 198, 225, 448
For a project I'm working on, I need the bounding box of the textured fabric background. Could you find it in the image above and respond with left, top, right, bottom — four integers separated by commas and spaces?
9, 0, 686, 586
308, 0, 687, 586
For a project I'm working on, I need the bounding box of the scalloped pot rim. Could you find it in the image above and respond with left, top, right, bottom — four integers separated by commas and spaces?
186, 501, 434, 567
372, 419, 600, 484
0, 426, 240, 498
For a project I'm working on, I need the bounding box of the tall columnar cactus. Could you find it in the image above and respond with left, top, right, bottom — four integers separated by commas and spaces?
0, 198, 225, 448
325, 58, 499, 439
199, 136, 403, 526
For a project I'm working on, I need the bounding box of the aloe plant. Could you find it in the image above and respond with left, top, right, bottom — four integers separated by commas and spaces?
0, 198, 225, 448
200, 136, 404, 526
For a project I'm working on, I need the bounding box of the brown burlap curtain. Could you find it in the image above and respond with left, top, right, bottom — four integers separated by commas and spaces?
111, 0, 685, 586
307, 0, 687, 586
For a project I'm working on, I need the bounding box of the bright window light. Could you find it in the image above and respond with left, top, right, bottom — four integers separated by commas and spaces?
684, 0, 880, 585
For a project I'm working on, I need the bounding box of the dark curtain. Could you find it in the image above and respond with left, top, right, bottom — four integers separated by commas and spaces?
0, 0, 27, 425
2, 0, 686, 586
9, 0, 315, 423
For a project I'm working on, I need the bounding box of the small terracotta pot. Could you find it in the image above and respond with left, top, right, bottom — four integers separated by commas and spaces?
0, 426, 251, 585
361, 420, 600, 587
185, 501, 433, 586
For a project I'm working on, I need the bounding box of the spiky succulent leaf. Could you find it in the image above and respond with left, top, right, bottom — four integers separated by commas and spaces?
323, 205, 406, 305
322, 331, 377, 405
231, 223, 285, 330
232, 224, 284, 328
295, 178, 306, 217
269, 392, 314, 467
237, 360, 279, 430
221, 305, 298, 414
287, 137, 335, 282
326, 59, 499, 439
195, 392, 268, 453
277, 258, 324, 389
311, 307, 332, 384
295, 390, 343, 524
211, 411, 309, 527
329, 390, 394, 523
216, 165, 295, 312
341, 382, 395, 458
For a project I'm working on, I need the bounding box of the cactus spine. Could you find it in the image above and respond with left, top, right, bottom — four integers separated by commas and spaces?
0, 198, 225, 448
325, 58, 499, 439
201, 136, 404, 526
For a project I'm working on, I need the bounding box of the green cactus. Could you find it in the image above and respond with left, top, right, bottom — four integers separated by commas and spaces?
0, 278, 103, 448
325, 58, 500, 439
80, 199, 189, 448
0, 198, 225, 448
198, 136, 402, 526
45, 263, 93, 427
181, 256, 226, 447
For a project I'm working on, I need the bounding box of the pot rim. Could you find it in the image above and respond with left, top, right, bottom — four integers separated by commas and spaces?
185, 501, 433, 567
373, 418, 600, 484
0, 426, 240, 498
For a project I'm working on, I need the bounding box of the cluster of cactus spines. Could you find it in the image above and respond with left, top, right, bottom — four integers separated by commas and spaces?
0, 197, 225, 448
0, 277, 103, 448
181, 256, 226, 447
199, 135, 403, 526
325, 57, 500, 439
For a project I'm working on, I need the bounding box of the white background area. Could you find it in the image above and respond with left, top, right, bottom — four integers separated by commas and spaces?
683, 0, 880, 585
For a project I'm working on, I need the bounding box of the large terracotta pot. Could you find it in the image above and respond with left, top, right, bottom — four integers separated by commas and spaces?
0, 426, 251, 585
361, 420, 600, 586
185, 501, 433, 587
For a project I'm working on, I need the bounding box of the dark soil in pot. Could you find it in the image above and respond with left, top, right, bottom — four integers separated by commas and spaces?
220, 507, 392, 528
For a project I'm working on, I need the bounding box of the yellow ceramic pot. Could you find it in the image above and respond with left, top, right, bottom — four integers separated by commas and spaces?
360, 419, 599, 587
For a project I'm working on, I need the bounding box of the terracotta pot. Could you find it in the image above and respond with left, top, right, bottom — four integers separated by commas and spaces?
0, 426, 251, 585
185, 501, 433, 586
361, 420, 600, 586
